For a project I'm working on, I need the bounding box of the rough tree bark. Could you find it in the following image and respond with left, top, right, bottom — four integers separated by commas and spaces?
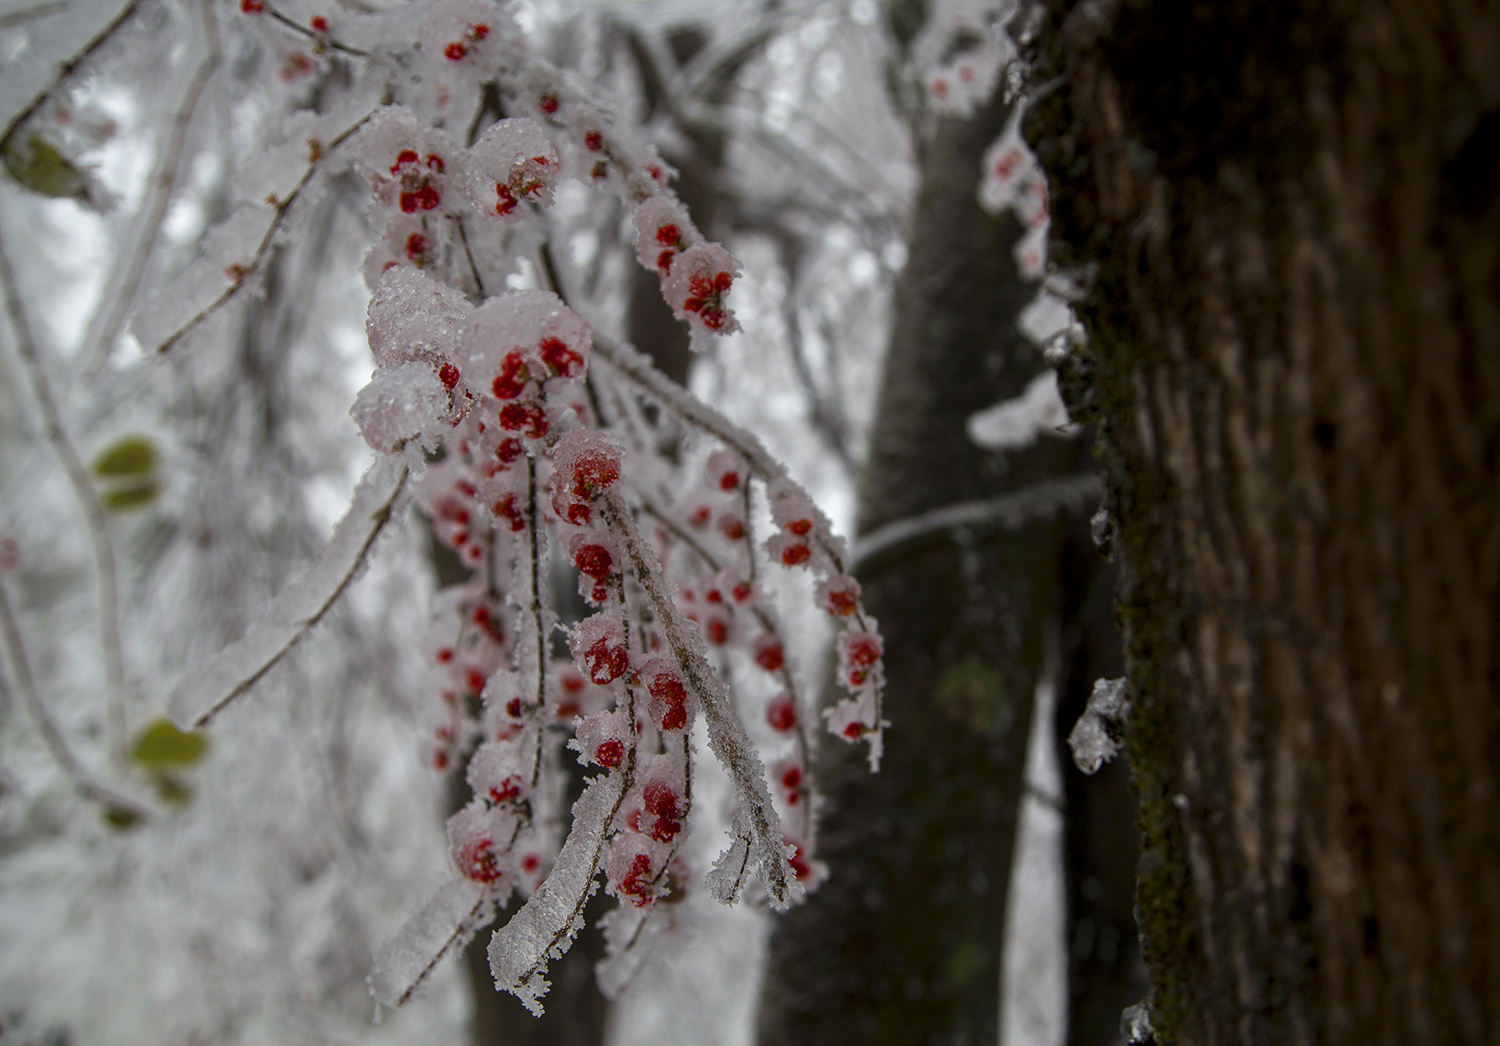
1030, 1, 1500, 1042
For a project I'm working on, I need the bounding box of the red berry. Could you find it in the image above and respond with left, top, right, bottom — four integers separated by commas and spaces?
540, 95, 559, 115
574, 544, 613, 580
755, 642, 785, 672
472, 23, 489, 39
438, 363, 460, 389
445, 41, 467, 60
650, 817, 682, 843
457, 837, 502, 883
656, 224, 680, 246
584, 637, 628, 684
786, 519, 813, 536
842, 721, 864, 739
539, 336, 584, 377
240, 0, 264, 12
494, 183, 518, 216
498, 401, 548, 438
657, 249, 675, 273
706, 618, 728, 645
310, 15, 328, 31
391, 149, 419, 173
782, 544, 811, 566
585, 131, 603, 151
643, 780, 681, 820
781, 766, 802, 790
766, 696, 797, 732
595, 739, 624, 767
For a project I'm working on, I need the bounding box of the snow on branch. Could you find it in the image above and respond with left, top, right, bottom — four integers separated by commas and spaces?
168, 458, 409, 729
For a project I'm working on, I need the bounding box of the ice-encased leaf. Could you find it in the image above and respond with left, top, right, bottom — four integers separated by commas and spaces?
167, 457, 409, 728
488, 769, 625, 1015
1067, 677, 1129, 775
369, 874, 493, 1008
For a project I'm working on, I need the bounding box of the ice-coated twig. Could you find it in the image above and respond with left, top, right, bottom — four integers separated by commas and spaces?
168, 457, 409, 729
154, 108, 376, 355
369, 877, 492, 1007
488, 768, 629, 1015
0, 231, 128, 760
600, 495, 798, 909
0, 0, 148, 153
850, 473, 1103, 569
261, 1, 369, 58
0, 580, 150, 819
81, 17, 220, 378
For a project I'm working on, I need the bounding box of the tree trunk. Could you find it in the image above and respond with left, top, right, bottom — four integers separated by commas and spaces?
757, 84, 1095, 1045
1030, 1, 1500, 1042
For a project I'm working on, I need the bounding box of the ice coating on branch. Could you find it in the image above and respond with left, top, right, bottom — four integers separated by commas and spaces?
662, 241, 740, 335
466, 118, 560, 218
368, 876, 493, 1008
488, 771, 624, 1015
366, 265, 472, 370
355, 106, 460, 215
1067, 677, 1129, 774
351, 362, 451, 455
979, 111, 1050, 279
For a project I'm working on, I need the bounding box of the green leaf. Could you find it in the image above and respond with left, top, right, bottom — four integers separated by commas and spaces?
2, 132, 91, 201
103, 804, 144, 830
93, 436, 157, 478
131, 717, 209, 767
103, 480, 159, 511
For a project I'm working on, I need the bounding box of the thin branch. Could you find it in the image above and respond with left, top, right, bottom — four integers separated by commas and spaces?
0, 229, 128, 760
849, 473, 1103, 569
81, 37, 219, 378
0, 0, 147, 153
600, 494, 797, 908
154, 108, 377, 355
264, 2, 369, 57
0, 580, 150, 819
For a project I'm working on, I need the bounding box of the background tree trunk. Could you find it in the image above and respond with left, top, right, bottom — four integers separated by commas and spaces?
1030, 1, 1500, 1042
757, 78, 1107, 1044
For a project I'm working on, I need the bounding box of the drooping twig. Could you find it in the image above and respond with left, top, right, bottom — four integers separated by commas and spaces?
600, 494, 797, 908
81, 5, 221, 378
850, 473, 1102, 568
0, 580, 150, 819
0, 230, 128, 760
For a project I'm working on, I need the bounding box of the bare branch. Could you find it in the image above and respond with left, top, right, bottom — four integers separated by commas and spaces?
0, 580, 150, 820
81, 36, 219, 378
0, 228, 128, 759
850, 473, 1103, 568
